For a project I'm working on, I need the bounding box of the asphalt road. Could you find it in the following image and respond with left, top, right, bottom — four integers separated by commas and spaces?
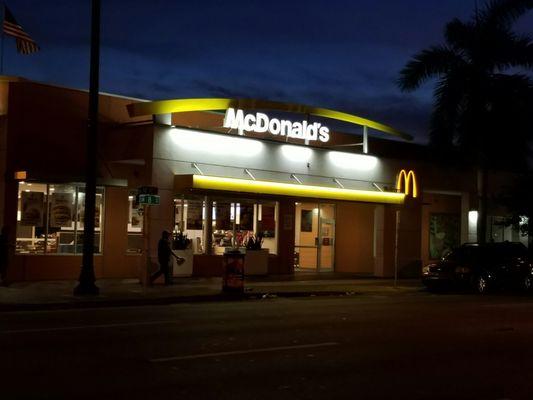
2, 291, 533, 399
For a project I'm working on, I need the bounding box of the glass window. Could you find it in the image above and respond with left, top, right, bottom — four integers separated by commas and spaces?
49, 184, 76, 254
174, 196, 278, 255
127, 190, 143, 253
16, 182, 105, 255
174, 197, 204, 254
16, 182, 47, 254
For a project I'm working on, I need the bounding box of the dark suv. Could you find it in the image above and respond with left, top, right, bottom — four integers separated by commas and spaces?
422, 242, 533, 294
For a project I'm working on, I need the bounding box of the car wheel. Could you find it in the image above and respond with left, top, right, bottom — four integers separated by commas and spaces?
523, 275, 533, 292
473, 275, 489, 294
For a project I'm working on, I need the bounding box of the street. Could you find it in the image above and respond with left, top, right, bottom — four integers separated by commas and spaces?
2, 291, 533, 399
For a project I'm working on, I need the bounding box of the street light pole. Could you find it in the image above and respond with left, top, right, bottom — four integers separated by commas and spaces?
74, 0, 101, 295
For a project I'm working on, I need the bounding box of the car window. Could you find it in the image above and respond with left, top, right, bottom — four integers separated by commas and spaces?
477, 243, 527, 264
442, 247, 478, 264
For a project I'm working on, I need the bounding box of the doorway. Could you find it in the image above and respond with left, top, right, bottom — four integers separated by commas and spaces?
294, 202, 336, 272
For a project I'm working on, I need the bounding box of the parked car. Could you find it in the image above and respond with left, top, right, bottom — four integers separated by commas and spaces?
422, 242, 533, 294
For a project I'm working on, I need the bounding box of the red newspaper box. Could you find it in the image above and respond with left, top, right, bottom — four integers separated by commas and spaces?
222, 248, 245, 293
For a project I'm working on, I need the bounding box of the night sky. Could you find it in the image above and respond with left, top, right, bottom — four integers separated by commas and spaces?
5, 0, 533, 141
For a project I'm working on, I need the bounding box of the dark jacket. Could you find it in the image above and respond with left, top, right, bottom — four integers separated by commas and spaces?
0, 233, 8, 266
158, 238, 172, 262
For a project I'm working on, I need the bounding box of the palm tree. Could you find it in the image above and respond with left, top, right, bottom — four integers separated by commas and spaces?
398, 0, 533, 244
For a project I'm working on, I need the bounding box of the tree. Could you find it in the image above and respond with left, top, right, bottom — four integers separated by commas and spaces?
398, 0, 533, 244
498, 173, 533, 252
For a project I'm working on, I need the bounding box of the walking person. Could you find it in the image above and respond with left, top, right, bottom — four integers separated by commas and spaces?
150, 230, 184, 285
0, 226, 10, 286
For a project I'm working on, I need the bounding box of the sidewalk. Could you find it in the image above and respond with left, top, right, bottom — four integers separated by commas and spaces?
0, 274, 424, 312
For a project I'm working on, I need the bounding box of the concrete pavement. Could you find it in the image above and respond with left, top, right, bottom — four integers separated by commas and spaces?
0, 274, 423, 311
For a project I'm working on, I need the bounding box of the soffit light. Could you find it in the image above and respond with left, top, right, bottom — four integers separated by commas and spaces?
327, 151, 378, 171
468, 211, 479, 224
281, 145, 312, 162
170, 128, 263, 157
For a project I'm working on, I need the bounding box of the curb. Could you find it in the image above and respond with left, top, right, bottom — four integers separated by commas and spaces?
0, 290, 360, 312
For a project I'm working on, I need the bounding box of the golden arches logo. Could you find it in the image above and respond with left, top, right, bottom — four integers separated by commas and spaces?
396, 169, 418, 198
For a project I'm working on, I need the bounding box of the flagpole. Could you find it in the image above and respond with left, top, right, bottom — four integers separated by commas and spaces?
1, 3, 5, 74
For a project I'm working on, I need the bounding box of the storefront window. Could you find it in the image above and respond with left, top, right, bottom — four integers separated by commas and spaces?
16, 182, 104, 255
175, 197, 205, 254
174, 197, 278, 255
127, 190, 143, 253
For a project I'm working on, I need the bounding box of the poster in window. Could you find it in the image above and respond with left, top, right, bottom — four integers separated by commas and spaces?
429, 213, 460, 259
216, 203, 232, 230
21, 191, 44, 226
300, 209, 313, 232
95, 195, 101, 228
186, 201, 203, 230
239, 204, 254, 231
131, 207, 142, 229
259, 205, 276, 237
50, 193, 73, 227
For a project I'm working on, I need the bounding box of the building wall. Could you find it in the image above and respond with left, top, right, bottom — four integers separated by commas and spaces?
335, 202, 375, 274
7, 186, 142, 281
102, 186, 142, 278
3, 81, 149, 282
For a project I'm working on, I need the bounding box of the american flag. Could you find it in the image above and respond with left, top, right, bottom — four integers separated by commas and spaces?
3, 5, 39, 55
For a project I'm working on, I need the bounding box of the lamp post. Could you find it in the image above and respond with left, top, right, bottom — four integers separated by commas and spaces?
74, 0, 101, 295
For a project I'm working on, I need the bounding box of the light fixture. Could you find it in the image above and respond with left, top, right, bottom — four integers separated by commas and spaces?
192, 175, 405, 204
14, 171, 27, 180
328, 151, 378, 171
281, 145, 312, 162
171, 127, 263, 157
372, 183, 383, 192
290, 174, 303, 184
468, 210, 479, 224
244, 169, 256, 180
191, 163, 204, 175
333, 178, 344, 189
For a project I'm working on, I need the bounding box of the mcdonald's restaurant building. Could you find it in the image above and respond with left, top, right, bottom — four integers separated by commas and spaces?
0, 77, 526, 282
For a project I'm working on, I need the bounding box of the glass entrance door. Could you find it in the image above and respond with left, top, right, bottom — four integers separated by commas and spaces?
318, 204, 335, 271
294, 202, 335, 272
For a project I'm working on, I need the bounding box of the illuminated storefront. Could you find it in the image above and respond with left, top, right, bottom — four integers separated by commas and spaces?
0, 77, 526, 282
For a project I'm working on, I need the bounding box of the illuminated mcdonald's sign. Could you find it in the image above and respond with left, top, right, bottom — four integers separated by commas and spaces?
396, 169, 418, 198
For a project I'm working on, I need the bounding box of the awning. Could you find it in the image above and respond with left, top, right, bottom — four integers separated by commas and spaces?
174, 174, 405, 205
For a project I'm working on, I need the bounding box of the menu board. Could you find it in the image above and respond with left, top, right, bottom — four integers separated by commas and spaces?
186, 200, 203, 230
239, 204, 254, 231
50, 193, 74, 227
259, 205, 276, 237
77, 193, 102, 228
216, 203, 232, 230
21, 191, 44, 226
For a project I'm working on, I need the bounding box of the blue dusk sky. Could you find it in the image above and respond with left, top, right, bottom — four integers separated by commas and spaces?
4, 0, 533, 141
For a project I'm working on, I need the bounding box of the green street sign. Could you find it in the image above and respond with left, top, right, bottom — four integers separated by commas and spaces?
139, 194, 160, 205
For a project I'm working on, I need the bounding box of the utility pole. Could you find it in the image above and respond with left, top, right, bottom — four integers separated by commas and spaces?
74, 0, 101, 295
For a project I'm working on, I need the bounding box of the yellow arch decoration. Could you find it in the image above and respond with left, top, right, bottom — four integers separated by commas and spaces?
396, 169, 418, 198
127, 98, 413, 141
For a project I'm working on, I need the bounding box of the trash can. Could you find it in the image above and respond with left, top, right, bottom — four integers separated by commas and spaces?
222, 248, 245, 294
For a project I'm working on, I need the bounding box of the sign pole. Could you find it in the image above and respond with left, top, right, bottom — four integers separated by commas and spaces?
394, 210, 400, 288
142, 205, 151, 289
74, 0, 100, 295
